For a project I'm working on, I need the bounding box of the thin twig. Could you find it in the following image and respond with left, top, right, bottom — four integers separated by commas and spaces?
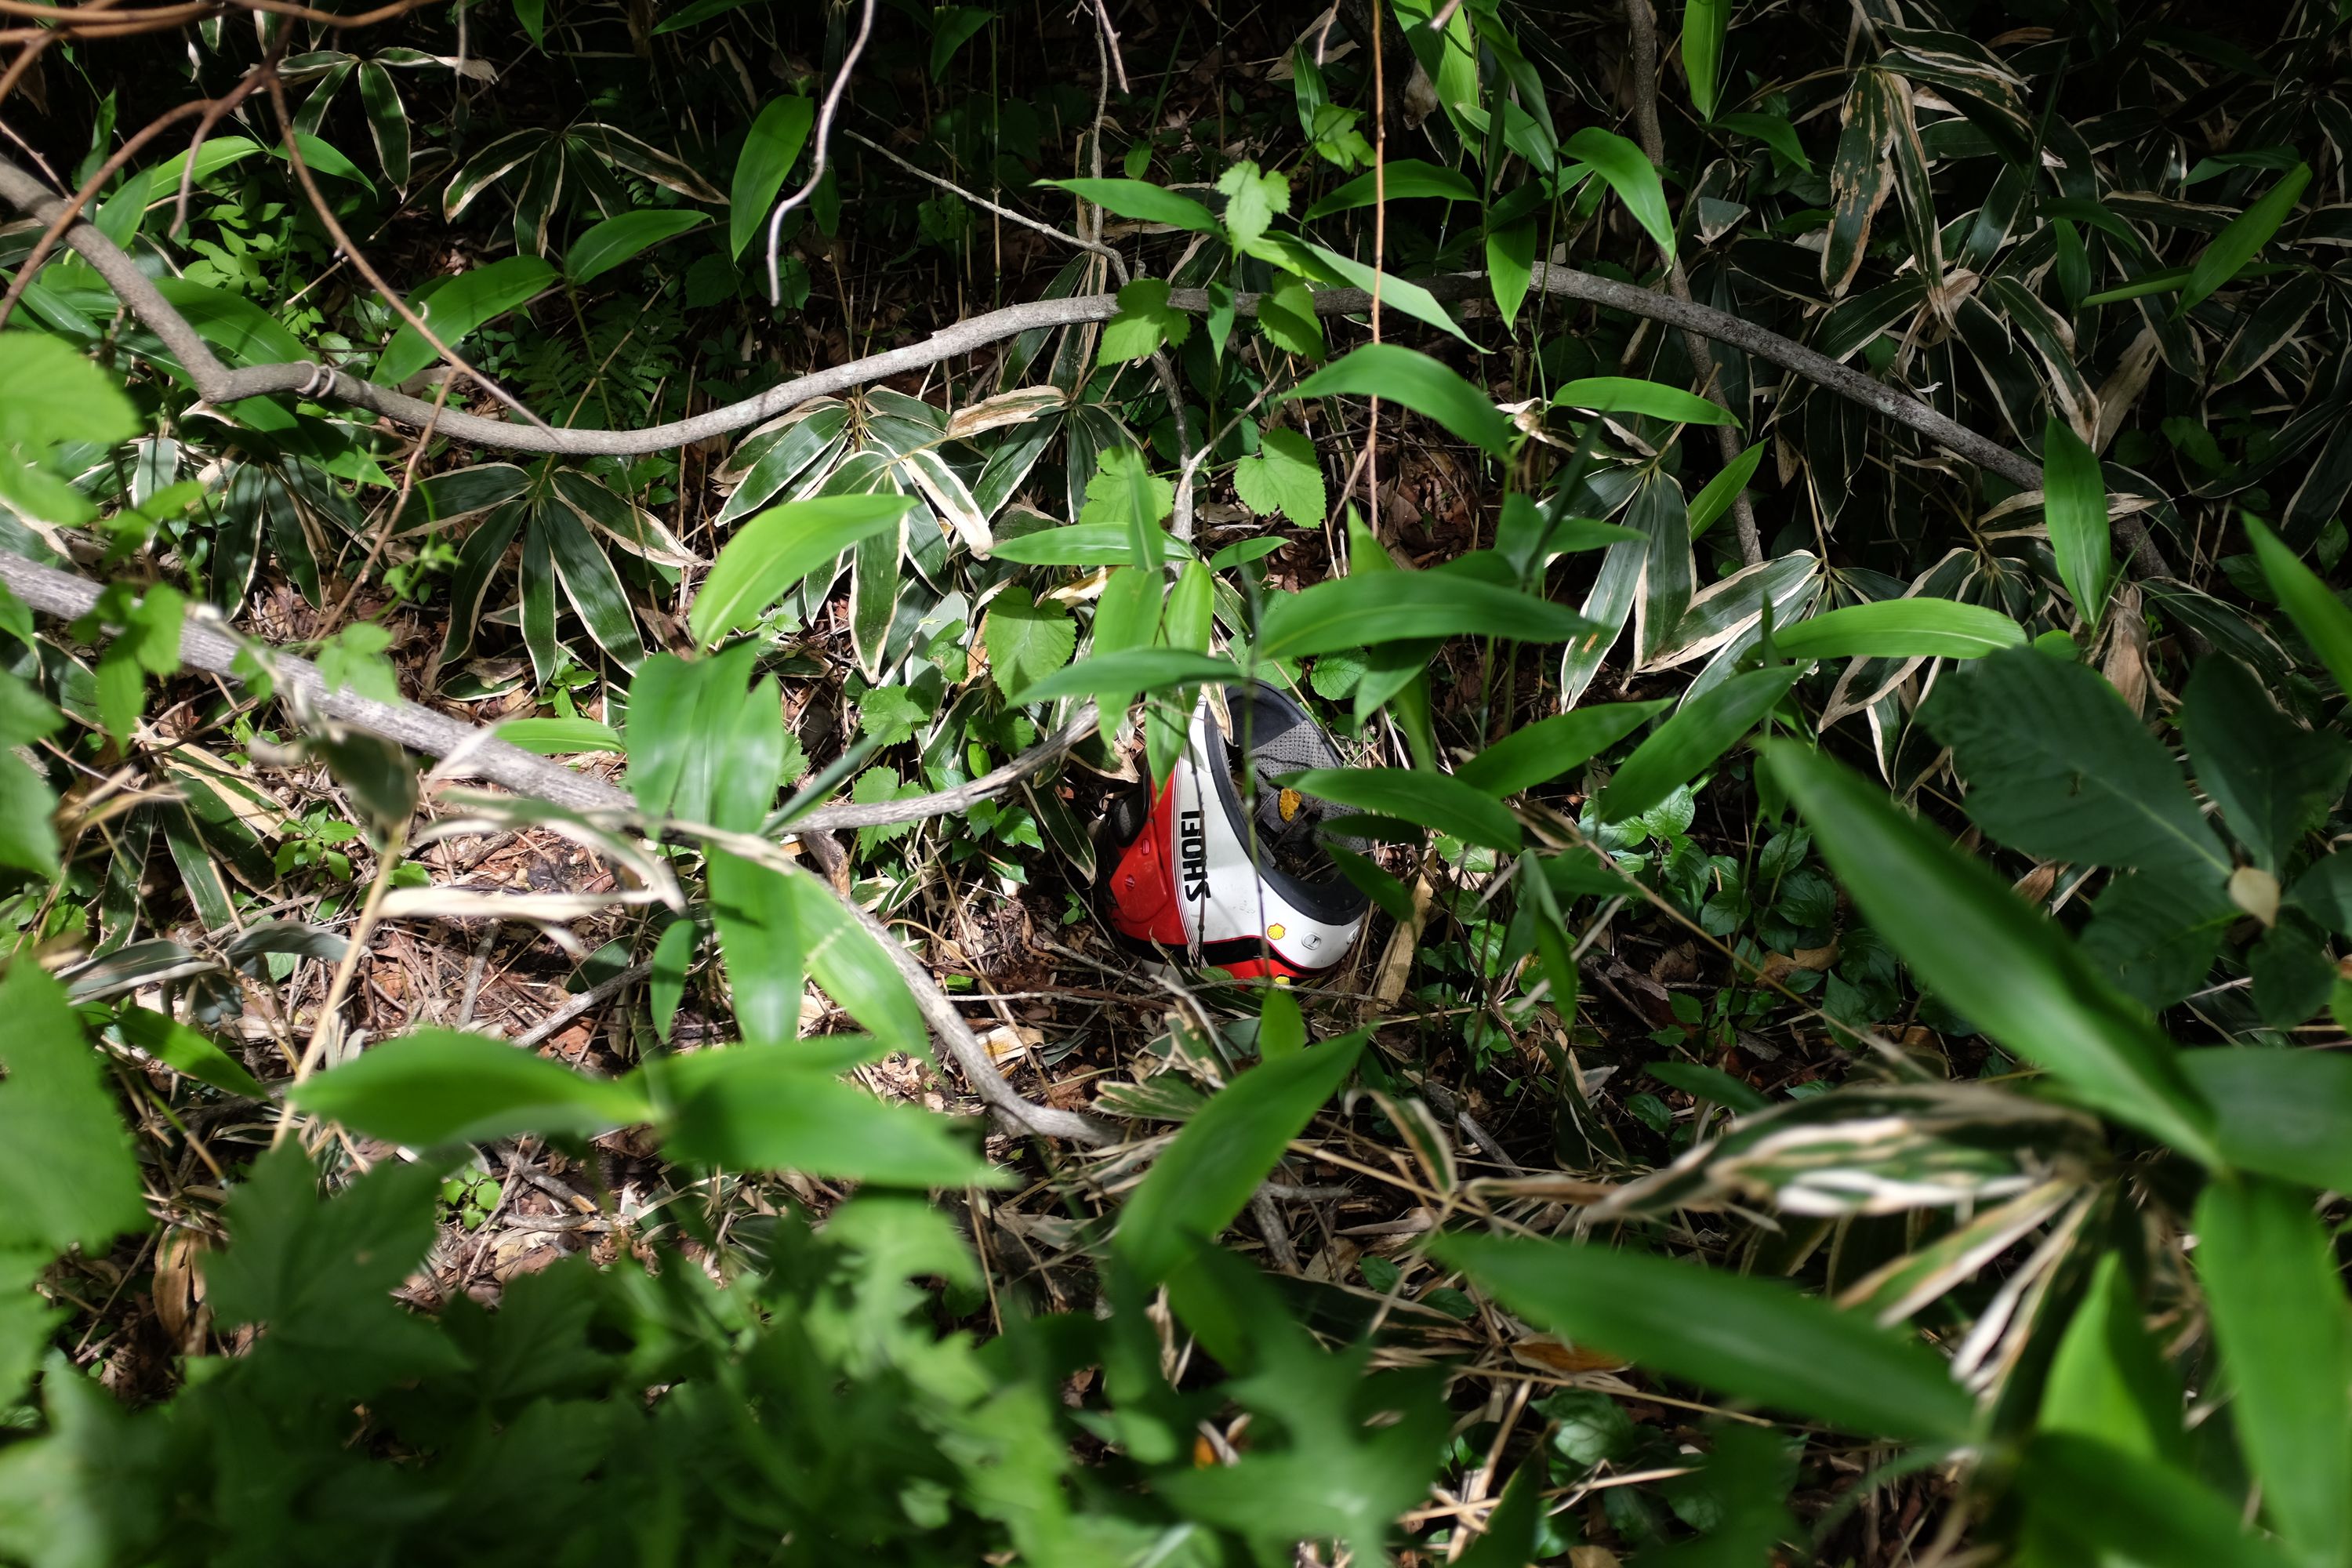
763, 0, 874, 303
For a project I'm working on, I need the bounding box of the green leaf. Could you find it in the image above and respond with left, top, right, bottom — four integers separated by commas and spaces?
2017, 1436, 2298, 1568
1432, 1231, 1976, 1442
1455, 700, 1668, 797
1595, 665, 1798, 824
1258, 988, 1305, 1060
0, 673, 58, 878
0, 965, 145, 1254
1684, 0, 1728, 119
2183, 656, 2351, 873
1764, 742, 2222, 1165
1098, 277, 1192, 366
1688, 443, 1764, 539
1214, 160, 1290, 250
1301, 159, 1479, 219
564, 209, 708, 285
2245, 514, 2352, 697
2185, 1047, 2352, 1192
1116, 1033, 1365, 1283
1566, 125, 1676, 259
1554, 376, 1739, 428
1263, 235, 1472, 344
781, 866, 927, 1058
1285, 767, 1523, 851
1774, 598, 2028, 661
495, 716, 623, 755
1254, 571, 1599, 660
1719, 111, 1813, 173
706, 848, 805, 1049
1925, 648, 2230, 877
1040, 178, 1219, 232
2042, 416, 2112, 627
1287, 347, 1512, 457
927, 5, 993, 78
659, 1044, 998, 1185
729, 96, 815, 260
2039, 1250, 2186, 1468
2178, 162, 2311, 317
289, 1028, 652, 1145
650, 917, 694, 1045
1009, 648, 1240, 706
1231, 427, 1325, 524
1079, 446, 1176, 570
1486, 216, 1535, 327
374, 256, 558, 387
987, 521, 1188, 565
0, 334, 140, 450
985, 586, 1077, 701
648, 0, 764, 33
1254, 278, 1326, 360
689, 494, 915, 646
2194, 1174, 2352, 1565
115, 1004, 267, 1099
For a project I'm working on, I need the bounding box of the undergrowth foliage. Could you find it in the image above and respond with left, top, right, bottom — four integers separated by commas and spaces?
0, 0, 2350, 1563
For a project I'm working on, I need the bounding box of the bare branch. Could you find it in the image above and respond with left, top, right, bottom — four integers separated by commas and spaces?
762, 0, 874, 304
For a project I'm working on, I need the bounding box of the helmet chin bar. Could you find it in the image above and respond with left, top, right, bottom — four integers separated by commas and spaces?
1098, 688, 1369, 982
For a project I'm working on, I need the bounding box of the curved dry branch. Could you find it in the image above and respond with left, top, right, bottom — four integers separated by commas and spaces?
0, 146, 2170, 572
0, 549, 1116, 1142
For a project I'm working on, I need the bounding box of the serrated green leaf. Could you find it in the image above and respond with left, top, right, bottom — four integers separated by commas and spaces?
1230, 428, 1325, 524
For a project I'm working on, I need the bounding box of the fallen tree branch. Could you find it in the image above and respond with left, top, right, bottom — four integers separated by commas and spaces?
0, 548, 1117, 1142
0, 145, 2171, 573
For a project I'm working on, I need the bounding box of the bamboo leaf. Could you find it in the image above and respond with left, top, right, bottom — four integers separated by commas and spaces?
689, 495, 916, 646
1287, 345, 1512, 457
2043, 416, 2113, 628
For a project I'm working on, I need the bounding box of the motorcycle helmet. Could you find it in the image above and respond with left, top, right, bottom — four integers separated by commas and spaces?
1095, 684, 1370, 982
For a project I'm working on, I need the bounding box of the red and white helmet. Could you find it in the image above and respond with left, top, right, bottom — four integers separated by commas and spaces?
1095, 685, 1370, 982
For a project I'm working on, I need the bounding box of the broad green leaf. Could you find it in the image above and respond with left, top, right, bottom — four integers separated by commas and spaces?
281, 130, 375, 194
1719, 111, 1812, 172
1924, 648, 2230, 877
1080, 446, 1176, 569
2173, 1044, 2352, 1189
1684, 0, 1728, 119
690, 494, 916, 645
1284, 767, 1523, 851
355, 60, 410, 186
2291, 852, 2352, 938
985, 586, 1077, 700
1566, 126, 1675, 259
1486, 215, 1535, 328
1263, 235, 1472, 344
2194, 1174, 2352, 1566
650, 917, 694, 1044
289, 1028, 652, 1145
2183, 656, 2351, 873
1254, 572, 1600, 660
1774, 599, 2027, 661
1254, 277, 1326, 360
495, 716, 624, 755
1288, 344, 1510, 457
927, 4, 993, 78
1301, 159, 1479, 219
1765, 743, 2222, 1165
706, 848, 806, 1049
660, 1045, 999, 1185
1116, 1033, 1364, 1283
1595, 665, 1797, 824
2038, 1253, 2186, 1466
115, 1004, 267, 1099
649, 0, 763, 32
374, 256, 558, 387
988, 521, 1188, 565
1098, 278, 1192, 365
0, 965, 145, 1254
1688, 444, 1764, 539
0, 673, 59, 877
2245, 514, 2352, 697
1554, 376, 1739, 428
565, 209, 708, 285
2017, 1436, 2298, 1568
1040, 178, 1218, 233
729, 96, 815, 260
1455, 700, 1668, 797
2042, 416, 2112, 627
1258, 988, 1305, 1060
2179, 162, 2311, 317
1231, 427, 1325, 524
1432, 1231, 1976, 1442
1011, 648, 1241, 706
0, 334, 140, 450
777, 869, 927, 1058
1214, 160, 1289, 249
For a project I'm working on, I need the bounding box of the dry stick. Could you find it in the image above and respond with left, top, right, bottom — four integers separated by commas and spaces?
0, 147, 2178, 574
1621, 0, 1763, 567
761, 0, 874, 304
0, 550, 1113, 1140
